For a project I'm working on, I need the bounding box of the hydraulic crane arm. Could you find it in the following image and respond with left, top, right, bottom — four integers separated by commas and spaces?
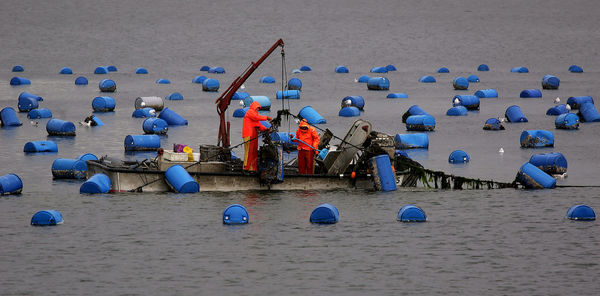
215, 39, 285, 148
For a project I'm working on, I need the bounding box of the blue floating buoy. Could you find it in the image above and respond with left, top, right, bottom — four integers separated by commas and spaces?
517, 162, 556, 189
0, 173, 23, 195
369, 155, 397, 191
10, 77, 31, 85
335, 65, 349, 73
298, 106, 326, 124
291, 68, 302, 74
107, 65, 117, 72
568, 65, 583, 73
259, 76, 275, 83
542, 75, 560, 90
397, 205, 427, 222
200, 65, 210, 71
17, 92, 42, 112
46, 119, 76, 136
357, 75, 370, 83
80, 173, 111, 194
232, 107, 249, 118
406, 115, 436, 131
449, 150, 469, 163
367, 77, 390, 90
529, 152, 567, 175
135, 96, 164, 111
23, 141, 58, 153
339, 106, 360, 117
566, 96, 593, 110
467, 74, 480, 83
477, 64, 489, 71
243, 96, 271, 110
1, 107, 23, 126
99, 79, 116, 92
402, 105, 429, 123
233, 92, 250, 101
51, 158, 88, 179
452, 95, 480, 110
202, 78, 219, 91
437, 67, 450, 73
419, 75, 436, 83
135, 67, 148, 74
394, 133, 429, 149
192, 75, 207, 84
223, 204, 249, 224
546, 104, 569, 116
12, 65, 24, 72
310, 203, 339, 224
567, 205, 595, 220
75, 76, 88, 85
341, 96, 365, 110
78, 153, 98, 161
94, 66, 109, 74
31, 210, 63, 226
520, 130, 554, 148
505, 105, 528, 122
555, 113, 579, 129
387, 93, 408, 99
89, 115, 103, 126
453, 77, 469, 90
511, 66, 529, 73
446, 106, 468, 116
59, 67, 73, 74
132, 107, 157, 118
124, 135, 160, 151
300, 65, 312, 71
92, 96, 116, 112
288, 78, 302, 90
483, 118, 505, 130
271, 132, 295, 145
165, 165, 199, 193
158, 107, 188, 125
276, 90, 300, 100
578, 102, 600, 122
474, 89, 498, 98
156, 78, 170, 84
386, 64, 397, 71
166, 92, 183, 100
520, 89, 542, 98
142, 118, 168, 135
370, 66, 388, 73
208, 66, 225, 74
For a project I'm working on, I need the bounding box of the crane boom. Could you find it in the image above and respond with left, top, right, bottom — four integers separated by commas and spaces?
215, 39, 285, 148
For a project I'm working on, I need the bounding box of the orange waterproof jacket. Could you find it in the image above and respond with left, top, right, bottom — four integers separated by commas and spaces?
295, 119, 320, 150
242, 101, 269, 138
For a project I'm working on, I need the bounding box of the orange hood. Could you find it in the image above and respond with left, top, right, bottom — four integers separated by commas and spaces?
249, 101, 262, 111
299, 119, 309, 128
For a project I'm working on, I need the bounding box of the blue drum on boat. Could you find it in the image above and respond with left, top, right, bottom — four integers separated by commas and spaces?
369, 155, 397, 191
23, 141, 58, 153
223, 204, 249, 224
276, 90, 300, 100
310, 203, 339, 224
124, 135, 160, 151
394, 133, 429, 149
80, 173, 111, 194
298, 106, 326, 124
92, 96, 116, 112
158, 107, 188, 125
555, 113, 579, 129
46, 119, 76, 136
1, 107, 22, 126
165, 165, 199, 193
406, 115, 435, 131
505, 105, 528, 122
31, 210, 63, 226
27, 108, 52, 119
51, 158, 88, 179
516, 162, 556, 189
520, 130, 554, 148
0, 173, 23, 195
529, 152, 567, 175
142, 118, 168, 135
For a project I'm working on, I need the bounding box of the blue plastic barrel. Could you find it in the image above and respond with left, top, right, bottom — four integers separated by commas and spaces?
99, 79, 116, 92
341, 96, 365, 110
31, 210, 63, 226
387, 93, 408, 99
505, 105, 528, 122
0, 173, 23, 195
94, 66, 109, 74
566, 205, 595, 220
529, 152, 567, 175
542, 75, 560, 89
367, 77, 390, 90
449, 150, 469, 163
165, 165, 199, 193
200, 65, 210, 71
452, 95, 480, 110
446, 106, 468, 116
135, 67, 148, 74
394, 133, 429, 149
271, 132, 295, 145
357, 75, 370, 83
142, 118, 169, 135
567, 96, 594, 109
202, 78, 219, 91
1, 107, 22, 126
92, 96, 116, 112
80, 173, 111, 193
124, 135, 160, 151
276, 90, 300, 100
339, 106, 360, 117
568, 65, 583, 73
520, 130, 554, 148
555, 113, 579, 129
467, 75, 480, 83
10, 77, 31, 85
193, 75, 207, 84
233, 92, 250, 101
132, 107, 157, 118
298, 106, 326, 124
232, 107, 248, 118
51, 158, 88, 179
75, 76, 88, 85
546, 104, 569, 116
578, 102, 600, 122
437, 67, 450, 73
371, 66, 388, 73
369, 155, 397, 191
259, 76, 275, 83
520, 89, 542, 98
310, 203, 339, 224
90, 115, 104, 126
419, 75, 436, 83
156, 78, 170, 84
46, 119, 76, 136
511, 66, 529, 73
107, 65, 117, 72
474, 89, 498, 98
166, 92, 183, 100
406, 115, 435, 131
402, 105, 429, 123
386, 64, 397, 71
78, 153, 98, 161
517, 162, 556, 189
453, 77, 469, 90
335, 65, 349, 73
223, 204, 249, 224
12, 65, 24, 72
300, 65, 312, 71
243, 95, 271, 110
483, 118, 504, 130
477, 64, 490, 71
288, 78, 302, 90
59, 67, 73, 74
158, 107, 188, 125
23, 141, 58, 153
397, 205, 427, 222
18, 92, 42, 112
208, 66, 225, 74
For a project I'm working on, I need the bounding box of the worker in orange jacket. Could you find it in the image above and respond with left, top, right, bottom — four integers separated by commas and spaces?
242, 101, 271, 172
293, 119, 320, 175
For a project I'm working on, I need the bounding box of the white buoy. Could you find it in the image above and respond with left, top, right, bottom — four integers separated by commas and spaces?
354, 78, 358, 83
566, 104, 572, 110
453, 98, 460, 105
239, 100, 244, 106
29, 121, 38, 127
499, 147, 504, 154
554, 97, 560, 104
240, 84, 246, 89
345, 99, 352, 107
78, 121, 91, 127
498, 117, 506, 123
